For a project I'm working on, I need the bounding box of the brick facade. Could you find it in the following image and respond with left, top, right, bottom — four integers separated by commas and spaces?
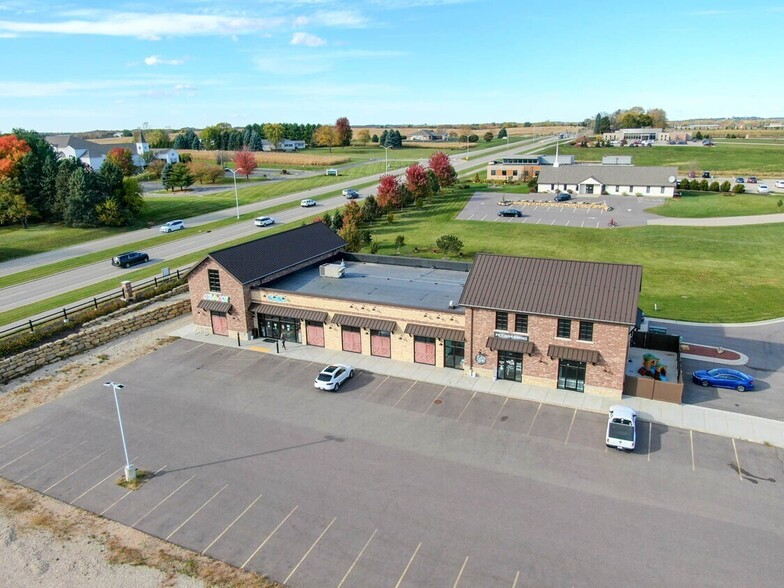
189, 259, 253, 340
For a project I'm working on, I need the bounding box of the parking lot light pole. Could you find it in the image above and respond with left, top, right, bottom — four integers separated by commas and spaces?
224, 168, 240, 219
104, 382, 136, 481
382, 145, 391, 170
505, 136, 510, 151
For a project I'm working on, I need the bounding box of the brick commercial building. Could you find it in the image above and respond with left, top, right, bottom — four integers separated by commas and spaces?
187, 223, 643, 398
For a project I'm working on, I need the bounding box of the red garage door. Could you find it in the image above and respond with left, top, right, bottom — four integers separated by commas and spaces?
342, 326, 362, 353
370, 330, 391, 357
414, 336, 436, 365
306, 321, 325, 347
210, 312, 228, 336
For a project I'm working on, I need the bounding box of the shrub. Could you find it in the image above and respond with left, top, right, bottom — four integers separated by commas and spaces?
394, 235, 405, 248
699, 179, 709, 191
435, 234, 463, 257
720, 181, 732, 192
709, 181, 720, 192
732, 184, 745, 194
369, 241, 380, 254
387, 212, 395, 223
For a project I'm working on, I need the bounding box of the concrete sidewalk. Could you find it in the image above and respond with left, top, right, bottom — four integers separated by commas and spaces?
171, 323, 784, 449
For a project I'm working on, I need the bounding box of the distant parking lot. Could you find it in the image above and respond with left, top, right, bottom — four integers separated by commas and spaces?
458, 191, 665, 228
0, 340, 782, 587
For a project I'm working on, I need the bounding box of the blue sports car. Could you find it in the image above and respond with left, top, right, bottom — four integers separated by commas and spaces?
692, 368, 755, 392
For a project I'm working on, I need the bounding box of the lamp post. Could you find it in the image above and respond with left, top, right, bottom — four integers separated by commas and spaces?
224, 168, 240, 219
505, 136, 510, 151
382, 144, 392, 170
104, 381, 135, 481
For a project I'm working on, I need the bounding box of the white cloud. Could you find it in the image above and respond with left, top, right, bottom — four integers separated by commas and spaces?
0, 77, 188, 98
144, 55, 185, 66
290, 32, 326, 46
308, 10, 368, 27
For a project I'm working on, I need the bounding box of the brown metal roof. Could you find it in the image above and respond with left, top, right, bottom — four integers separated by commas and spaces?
486, 336, 535, 354
547, 344, 601, 364
332, 313, 396, 332
459, 254, 642, 325
249, 303, 327, 323
196, 299, 232, 313
404, 323, 465, 341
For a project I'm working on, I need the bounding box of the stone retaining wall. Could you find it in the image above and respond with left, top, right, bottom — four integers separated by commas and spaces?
498, 200, 612, 211
0, 298, 191, 384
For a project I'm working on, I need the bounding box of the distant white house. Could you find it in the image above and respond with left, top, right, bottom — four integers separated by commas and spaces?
261, 139, 307, 152
47, 131, 179, 169
408, 129, 445, 141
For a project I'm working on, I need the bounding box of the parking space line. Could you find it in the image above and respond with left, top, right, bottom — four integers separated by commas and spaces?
337, 528, 378, 588
241, 504, 298, 569
564, 409, 577, 445
512, 570, 521, 588
70, 456, 139, 505
456, 392, 477, 421
0, 433, 64, 471
17, 440, 88, 483
393, 381, 418, 408
394, 542, 422, 588
133, 474, 196, 527
527, 403, 542, 436
202, 492, 263, 555
453, 556, 469, 587
101, 464, 166, 516
0, 426, 42, 450
690, 430, 696, 471
647, 422, 652, 462
44, 449, 110, 493
490, 398, 508, 428
423, 386, 447, 415
364, 375, 390, 401
283, 517, 337, 584
166, 484, 228, 541
732, 439, 743, 481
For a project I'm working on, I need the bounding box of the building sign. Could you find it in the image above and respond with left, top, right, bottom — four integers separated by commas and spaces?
266, 294, 288, 303
204, 292, 229, 303
493, 331, 529, 341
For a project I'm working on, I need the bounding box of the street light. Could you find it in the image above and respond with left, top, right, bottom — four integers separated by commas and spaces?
382, 144, 392, 170
505, 136, 510, 151
224, 168, 240, 219
104, 381, 135, 482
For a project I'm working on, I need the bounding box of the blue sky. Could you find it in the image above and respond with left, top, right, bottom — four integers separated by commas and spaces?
1, 0, 782, 132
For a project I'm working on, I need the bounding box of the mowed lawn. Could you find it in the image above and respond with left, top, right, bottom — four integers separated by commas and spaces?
365, 188, 784, 323
647, 191, 784, 217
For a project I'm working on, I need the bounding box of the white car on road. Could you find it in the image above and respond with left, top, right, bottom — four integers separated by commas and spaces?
314, 364, 354, 391
757, 185, 770, 194
775, 180, 784, 189
160, 220, 185, 233
254, 216, 276, 227
300, 199, 317, 207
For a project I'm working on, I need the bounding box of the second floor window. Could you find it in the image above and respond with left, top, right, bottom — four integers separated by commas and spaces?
208, 269, 221, 292
495, 311, 508, 331
515, 313, 528, 333
557, 318, 571, 339
579, 321, 594, 341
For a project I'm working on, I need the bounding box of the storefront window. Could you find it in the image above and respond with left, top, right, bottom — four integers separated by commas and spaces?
558, 359, 586, 392
444, 340, 465, 369
497, 350, 523, 382
258, 314, 301, 343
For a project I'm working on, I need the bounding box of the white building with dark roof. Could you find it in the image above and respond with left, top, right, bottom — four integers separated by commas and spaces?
537, 165, 678, 197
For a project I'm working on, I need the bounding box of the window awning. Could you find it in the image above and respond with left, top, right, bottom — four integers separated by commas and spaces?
547, 344, 601, 364
332, 313, 396, 332
404, 323, 465, 342
486, 336, 535, 355
249, 303, 327, 323
197, 299, 232, 313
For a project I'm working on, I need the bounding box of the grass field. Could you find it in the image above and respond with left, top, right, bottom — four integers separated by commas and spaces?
647, 191, 784, 217
550, 143, 784, 177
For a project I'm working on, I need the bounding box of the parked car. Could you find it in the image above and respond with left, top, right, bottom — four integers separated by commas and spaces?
314, 364, 354, 391
342, 188, 360, 199
757, 185, 770, 194
254, 216, 276, 227
775, 180, 784, 189
747, 176, 758, 184
702, 171, 711, 179
606, 405, 637, 451
692, 368, 755, 392
497, 208, 523, 217
554, 193, 572, 202
160, 220, 185, 233
300, 199, 317, 207
735, 177, 745, 184
111, 251, 149, 268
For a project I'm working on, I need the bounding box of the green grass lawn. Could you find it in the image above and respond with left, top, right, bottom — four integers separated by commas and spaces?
550, 143, 784, 176
647, 191, 784, 217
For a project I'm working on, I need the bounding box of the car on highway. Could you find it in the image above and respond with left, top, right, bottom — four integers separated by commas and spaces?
775, 180, 784, 189
606, 405, 637, 451
747, 176, 758, 184
314, 364, 354, 391
735, 177, 745, 184
254, 216, 276, 227
702, 171, 711, 179
159, 220, 185, 233
757, 185, 770, 194
342, 188, 360, 199
554, 193, 572, 202
497, 208, 523, 217
300, 199, 317, 207
692, 368, 755, 392
111, 251, 149, 268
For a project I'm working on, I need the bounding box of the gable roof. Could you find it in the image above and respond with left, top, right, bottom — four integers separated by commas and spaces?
207, 223, 346, 285
459, 254, 642, 325
537, 164, 678, 186
46, 134, 113, 157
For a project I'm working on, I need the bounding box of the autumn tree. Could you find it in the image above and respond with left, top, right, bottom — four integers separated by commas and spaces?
405, 163, 430, 201
376, 174, 401, 209
0, 178, 34, 228
142, 129, 171, 148
335, 117, 353, 147
342, 200, 363, 228
483, 131, 494, 142
428, 152, 457, 188
313, 125, 339, 152
356, 130, 371, 145
263, 123, 285, 149
233, 149, 258, 179
105, 147, 137, 177
189, 160, 224, 184
0, 134, 31, 177
338, 223, 363, 252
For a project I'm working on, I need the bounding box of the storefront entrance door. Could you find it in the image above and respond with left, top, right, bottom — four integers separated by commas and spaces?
210, 311, 228, 336
558, 359, 586, 392
497, 350, 522, 382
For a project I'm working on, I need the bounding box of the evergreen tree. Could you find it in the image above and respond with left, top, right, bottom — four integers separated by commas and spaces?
169, 162, 194, 191
498, 127, 507, 139
64, 167, 101, 227
161, 162, 174, 191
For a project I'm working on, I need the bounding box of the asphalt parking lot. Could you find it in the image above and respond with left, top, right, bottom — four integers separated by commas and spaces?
1, 339, 782, 587
458, 191, 664, 228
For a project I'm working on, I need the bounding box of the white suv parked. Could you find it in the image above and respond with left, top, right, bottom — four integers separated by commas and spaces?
160, 220, 184, 233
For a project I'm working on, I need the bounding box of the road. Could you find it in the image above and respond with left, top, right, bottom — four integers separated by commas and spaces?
0, 136, 556, 323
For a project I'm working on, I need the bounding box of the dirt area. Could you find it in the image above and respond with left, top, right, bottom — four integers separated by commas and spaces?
0, 315, 281, 587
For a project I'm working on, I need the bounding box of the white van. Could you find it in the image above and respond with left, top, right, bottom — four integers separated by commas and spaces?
160, 220, 184, 233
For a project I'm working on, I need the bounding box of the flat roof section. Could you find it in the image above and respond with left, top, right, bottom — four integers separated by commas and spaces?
266, 261, 468, 312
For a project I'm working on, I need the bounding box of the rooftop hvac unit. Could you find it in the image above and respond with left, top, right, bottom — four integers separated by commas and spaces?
319, 263, 345, 278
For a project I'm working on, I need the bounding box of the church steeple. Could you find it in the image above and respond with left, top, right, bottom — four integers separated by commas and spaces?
136, 129, 149, 156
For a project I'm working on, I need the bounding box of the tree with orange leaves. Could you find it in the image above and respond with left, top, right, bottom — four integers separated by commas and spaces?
233, 149, 258, 179
0, 134, 31, 177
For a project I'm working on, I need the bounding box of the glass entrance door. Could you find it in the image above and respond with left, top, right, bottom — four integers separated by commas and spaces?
497, 350, 523, 382
558, 359, 586, 392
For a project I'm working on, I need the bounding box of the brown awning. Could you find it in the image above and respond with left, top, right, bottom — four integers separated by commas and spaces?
332, 313, 396, 332
486, 336, 535, 355
197, 299, 232, 313
547, 344, 601, 364
249, 303, 327, 323
404, 323, 465, 342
